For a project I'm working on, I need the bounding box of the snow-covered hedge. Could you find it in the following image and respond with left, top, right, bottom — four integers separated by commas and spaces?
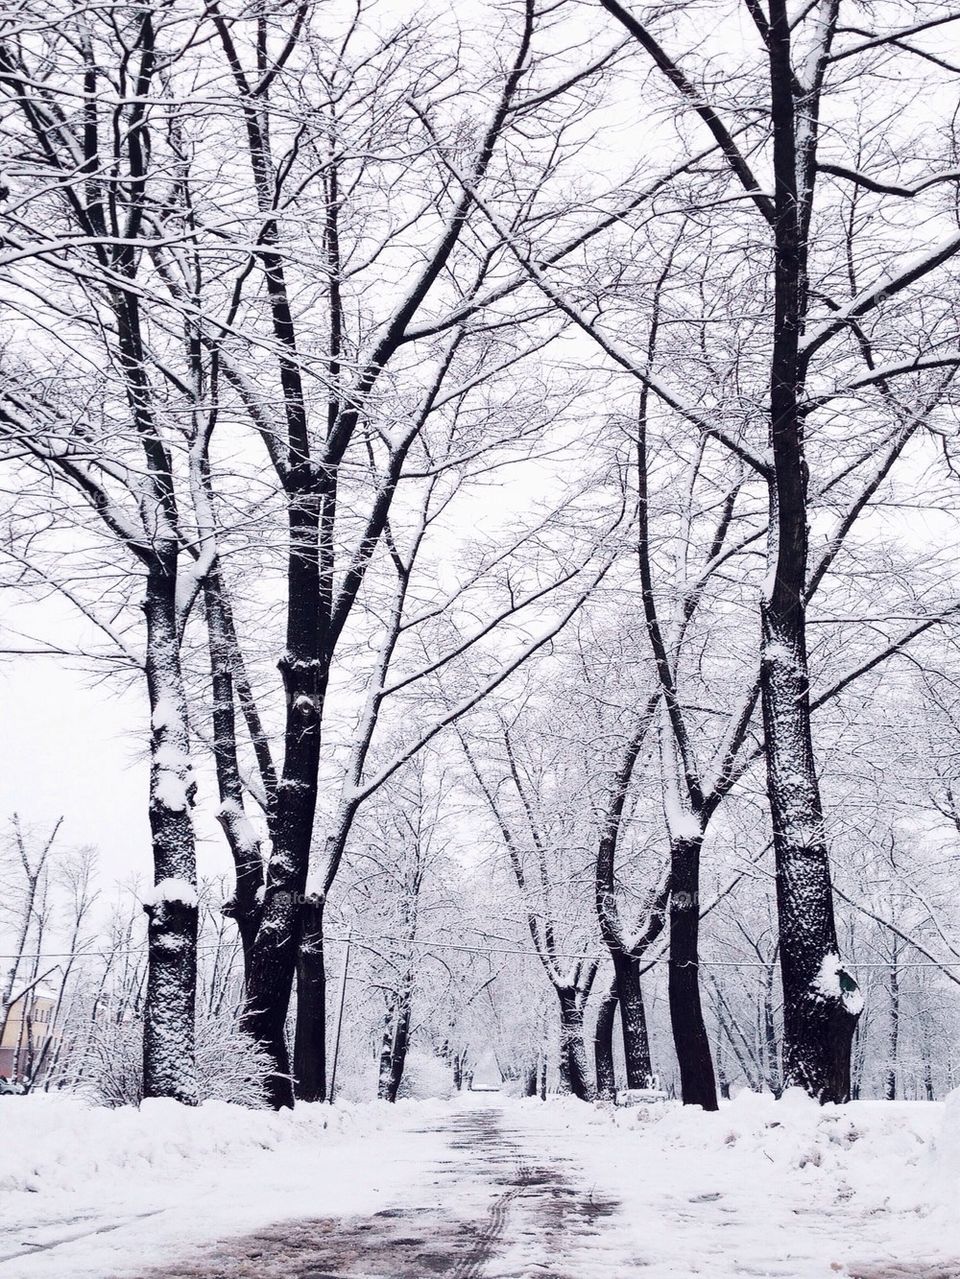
81, 1014, 273, 1107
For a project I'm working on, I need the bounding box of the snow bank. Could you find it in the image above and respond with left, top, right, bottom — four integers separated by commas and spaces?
505, 1089, 958, 1276
0, 1095, 456, 1279
933, 1085, 960, 1181
0, 1093, 438, 1197
4, 1090, 960, 1279
659, 1089, 940, 1214
4, 1089, 951, 1213
521, 1087, 945, 1212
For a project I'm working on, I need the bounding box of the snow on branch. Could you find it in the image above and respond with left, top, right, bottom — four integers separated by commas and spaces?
801, 229, 960, 360
817, 163, 960, 199
409, 102, 771, 479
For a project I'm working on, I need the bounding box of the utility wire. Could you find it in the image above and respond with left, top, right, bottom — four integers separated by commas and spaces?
6, 932, 960, 970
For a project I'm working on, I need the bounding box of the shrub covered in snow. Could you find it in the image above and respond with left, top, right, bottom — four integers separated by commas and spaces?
396, 1050, 455, 1100
499, 1075, 525, 1099
83, 1014, 272, 1108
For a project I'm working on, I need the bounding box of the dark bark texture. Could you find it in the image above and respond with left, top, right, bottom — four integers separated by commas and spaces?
378, 993, 411, 1102
294, 894, 327, 1102
763, 0, 860, 1103
205, 567, 263, 971
557, 986, 592, 1101
612, 951, 651, 1088
668, 837, 717, 1110
594, 975, 618, 1100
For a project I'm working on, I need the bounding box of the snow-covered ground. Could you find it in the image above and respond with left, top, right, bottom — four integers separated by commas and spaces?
1, 1089, 959, 1278
519, 1091, 960, 1277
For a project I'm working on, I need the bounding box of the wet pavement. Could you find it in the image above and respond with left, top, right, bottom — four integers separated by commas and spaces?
126, 1106, 619, 1279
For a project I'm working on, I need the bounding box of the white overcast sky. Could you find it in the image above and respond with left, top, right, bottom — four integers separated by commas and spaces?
0, 0, 954, 900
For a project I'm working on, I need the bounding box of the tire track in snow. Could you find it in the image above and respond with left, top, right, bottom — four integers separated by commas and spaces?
89, 1099, 625, 1279
448, 1184, 521, 1279
0, 1210, 166, 1267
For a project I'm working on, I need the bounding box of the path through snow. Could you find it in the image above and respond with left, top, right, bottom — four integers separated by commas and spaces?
128, 1104, 619, 1278
2, 1092, 960, 1277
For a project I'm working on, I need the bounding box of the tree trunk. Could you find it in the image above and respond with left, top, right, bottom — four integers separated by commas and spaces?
924, 1061, 935, 1102
920, 1007, 935, 1101
294, 894, 326, 1102
763, 962, 782, 1096
594, 975, 618, 1100
242, 467, 325, 1109
668, 836, 717, 1109
715, 1032, 731, 1099
378, 994, 411, 1102
557, 987, 591, 1100
762, 620, 860, 1102
612, 951, 651, 1088
885, 954, 899, 1101
377, 1007, 395, 1100
523, 1060, 539, 1097
763, 0, 861, 1105
204, 567, 263, 973
142, 557, 199, 1105
241, 894, 299, 1106
851, 1015, 866, 1100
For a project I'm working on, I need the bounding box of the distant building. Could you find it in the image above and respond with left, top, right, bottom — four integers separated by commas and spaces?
0, 984, 60, 1083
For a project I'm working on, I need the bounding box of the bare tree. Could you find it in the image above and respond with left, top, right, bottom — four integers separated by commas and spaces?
457, 713, 601, 1100
592, 0, 960, 1103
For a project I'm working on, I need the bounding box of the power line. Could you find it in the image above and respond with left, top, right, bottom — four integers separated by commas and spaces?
6, 931, 960, 972
349, 933, 960, 968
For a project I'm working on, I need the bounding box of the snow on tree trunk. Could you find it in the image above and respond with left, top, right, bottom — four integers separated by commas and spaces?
204, 568, 263, 972
668, 836, 718, 1110
242, 886, 301, 1108
593, 975, 618, 1100
142, 560, 198, 1105
716, 1032, 731, 1100
293, 893, 326, 1102
920, 1008, 935, 1101
242, 467, 325, 1109
378, 992, 411, 1102
762, 0, 861, 1104
761, 627, 861, 1102
883, 949, 900, 1102
612, 951, 651, 1089
557, 987, 592, 1101
761, 960, 781, 1096
851, 1015, 867, 1101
